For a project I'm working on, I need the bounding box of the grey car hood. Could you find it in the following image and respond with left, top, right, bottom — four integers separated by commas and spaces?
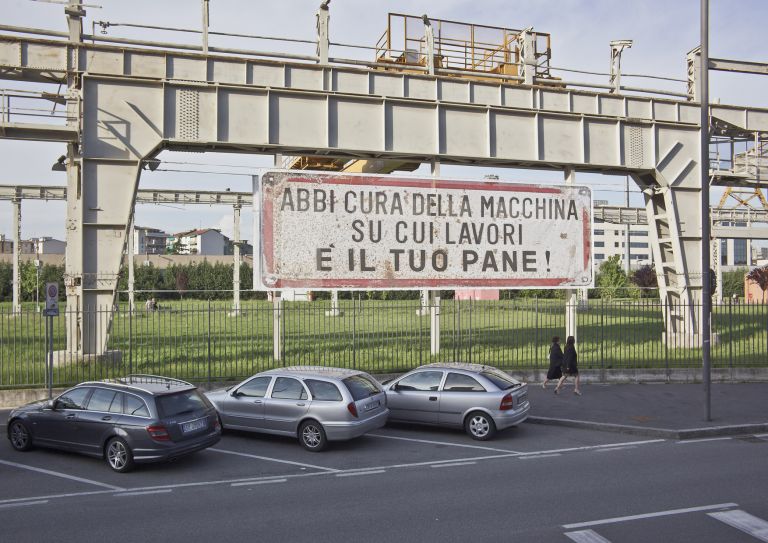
11, 399, 48, 415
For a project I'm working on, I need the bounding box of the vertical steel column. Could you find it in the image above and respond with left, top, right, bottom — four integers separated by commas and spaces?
232, 204, 241, 315
700, 0, 712, 422
431, 296, 440, 355
423, 15, 435, 75
11, 197, 21, 315
625, 176, 631, 274
127, 217, 135, 312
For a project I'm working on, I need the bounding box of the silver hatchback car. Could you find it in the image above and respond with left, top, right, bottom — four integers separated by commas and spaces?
206, 366, 389, 451
384, 363, 530, 440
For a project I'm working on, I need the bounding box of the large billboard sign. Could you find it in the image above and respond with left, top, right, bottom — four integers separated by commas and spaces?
259, 171, 592, 290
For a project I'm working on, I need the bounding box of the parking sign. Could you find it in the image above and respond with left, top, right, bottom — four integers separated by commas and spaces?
45, 282, 59, 316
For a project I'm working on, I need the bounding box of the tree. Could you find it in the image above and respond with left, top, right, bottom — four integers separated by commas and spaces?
747, 265, 768, 303
175, 269, 189, 300
595, 255, 639, 299
722, 268, 749, 299
631, 264, 658, 298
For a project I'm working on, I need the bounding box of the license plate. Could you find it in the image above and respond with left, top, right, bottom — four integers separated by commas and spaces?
182, 417, 207, 433
364, 400, 380, 411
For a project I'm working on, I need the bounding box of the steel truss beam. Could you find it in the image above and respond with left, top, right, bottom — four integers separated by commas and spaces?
2, 32, 768, 352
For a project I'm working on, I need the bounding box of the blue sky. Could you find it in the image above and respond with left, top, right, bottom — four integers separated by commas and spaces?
1, 0, 767, 242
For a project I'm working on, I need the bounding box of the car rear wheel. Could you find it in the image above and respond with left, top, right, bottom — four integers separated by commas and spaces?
299, 420, 327, 452
106, 437, 135, 473
464, 411, 496, 441
9, 420, 33, 452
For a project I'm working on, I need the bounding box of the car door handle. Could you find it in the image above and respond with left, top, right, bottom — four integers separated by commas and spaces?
428, 396, 438, 401
252, 400, 263, 404
66, 413, 76, 419
296, 403, 306, 407
101, 416, 112, 421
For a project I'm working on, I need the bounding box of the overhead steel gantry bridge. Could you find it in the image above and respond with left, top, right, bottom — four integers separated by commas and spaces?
1, 1, 767, 354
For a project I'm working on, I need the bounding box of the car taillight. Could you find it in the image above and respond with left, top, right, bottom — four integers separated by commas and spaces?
146, 424, 170, 441
500, 393, 514, 411
347, 402, 358, 418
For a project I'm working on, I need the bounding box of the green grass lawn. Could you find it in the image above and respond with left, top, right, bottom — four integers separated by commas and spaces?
1, 298, 766, 388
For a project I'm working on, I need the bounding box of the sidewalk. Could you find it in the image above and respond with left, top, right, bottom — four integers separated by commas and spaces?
526, 382, 768, 439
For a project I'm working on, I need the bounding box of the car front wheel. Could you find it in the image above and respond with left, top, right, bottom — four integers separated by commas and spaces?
9, 420, 33, 451
465, 411, 497, 441
299, 420, 327, 452
106, 437, 135, 473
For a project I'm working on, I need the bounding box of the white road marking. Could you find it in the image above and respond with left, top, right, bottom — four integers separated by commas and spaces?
430, 461, 476, 469
0, 500, 49, 510
564, 529, 613, 543
676, 437, 733, 444
208, 448, 339, 472
0, 490, 116, 507
114, 489, 172, 497
517, 439, 665, 457
519, 453, 561, 460
231, 478, 287, 487
595, 446, 636, 453
708, 510, 768, 542
754, 433, 768, 438
336, 470, 386, 478
563, 503, 738, 529
368, 433, 521, 454
0, 459, 124, 491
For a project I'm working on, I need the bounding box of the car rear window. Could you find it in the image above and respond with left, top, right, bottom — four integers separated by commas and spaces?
156, 389, 209, 418
343, 375, 381, 401
480, 370, 520, 390
306, 379, 343, 401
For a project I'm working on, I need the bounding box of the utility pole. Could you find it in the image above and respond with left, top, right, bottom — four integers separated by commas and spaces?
12, 197, 21, 315
700, 0, 712, 422
232, 203, 241, 315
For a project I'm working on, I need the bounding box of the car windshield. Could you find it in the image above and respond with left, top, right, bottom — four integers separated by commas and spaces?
480, 370, 521, 390
343, 375, 381, 401
156, 389, 210, 418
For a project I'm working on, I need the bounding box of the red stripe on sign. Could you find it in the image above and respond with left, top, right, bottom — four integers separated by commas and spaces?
272, 278, 575, 289
583, 208, 591, 271
262, 185, 275, 274
279, 174, 562, 194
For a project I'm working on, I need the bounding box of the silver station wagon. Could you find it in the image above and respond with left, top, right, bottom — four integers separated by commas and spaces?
384, 363, 530, 440
206, 366, 389, 451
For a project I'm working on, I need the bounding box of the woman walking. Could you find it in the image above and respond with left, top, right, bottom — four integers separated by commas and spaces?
542, 336, 563, 389
555, 336, 581, 395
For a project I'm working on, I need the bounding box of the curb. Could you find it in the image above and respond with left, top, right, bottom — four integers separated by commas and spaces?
526, 416, 768, 440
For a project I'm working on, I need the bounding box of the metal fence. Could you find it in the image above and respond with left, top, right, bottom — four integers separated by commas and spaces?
1, 298, 767, 389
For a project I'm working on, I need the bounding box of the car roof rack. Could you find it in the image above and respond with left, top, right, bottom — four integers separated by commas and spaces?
116, 374, 193, 389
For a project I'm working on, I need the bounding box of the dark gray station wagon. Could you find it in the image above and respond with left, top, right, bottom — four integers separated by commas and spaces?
7, 375, 221, 472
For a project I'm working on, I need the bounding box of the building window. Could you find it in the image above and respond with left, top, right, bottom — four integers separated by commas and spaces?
734, 239, 748, 265
594, 229, 604, 236
614, 242, 620, 248
594, 241, 605, 248
614, 230, 620, 235
630, 242, 648, 249
595, 253, 605, 260
630, 230, 648, 237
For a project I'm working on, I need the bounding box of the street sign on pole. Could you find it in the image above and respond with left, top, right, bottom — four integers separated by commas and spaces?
259, 171, 593, 290
44, 282, 59, 317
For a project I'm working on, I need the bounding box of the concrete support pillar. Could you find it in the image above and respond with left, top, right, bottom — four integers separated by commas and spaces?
12, 197, 21, 315
713, 238, 722, 303
326, 289, 342, 317
316, 1, 330, 65
128, 217, 135, 312
430, 295, 440, 355
232, 204, 241, 315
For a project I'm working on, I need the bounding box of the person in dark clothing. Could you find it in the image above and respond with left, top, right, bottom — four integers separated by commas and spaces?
555, 335, 581, 395
542, 336, 563, 389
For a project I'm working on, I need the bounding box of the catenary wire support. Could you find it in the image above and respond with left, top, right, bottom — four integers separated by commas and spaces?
316, 0, 330, 65
609, 39, 633, 94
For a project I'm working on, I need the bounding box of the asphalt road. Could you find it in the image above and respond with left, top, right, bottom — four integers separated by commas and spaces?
1, 409, 767, 542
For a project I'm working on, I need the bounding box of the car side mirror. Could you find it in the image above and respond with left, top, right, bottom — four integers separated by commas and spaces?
45, 399, 56, 410
392, 383, 401, 392
231, 390, 243, 397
